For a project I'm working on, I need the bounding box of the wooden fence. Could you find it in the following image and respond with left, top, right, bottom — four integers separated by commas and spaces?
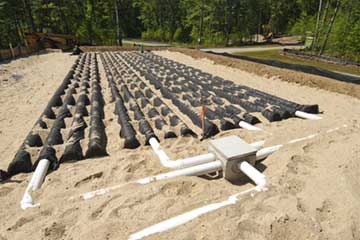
0, 45, 41, 62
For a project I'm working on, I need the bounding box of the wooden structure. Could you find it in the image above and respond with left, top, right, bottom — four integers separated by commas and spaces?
24, 32, 78, 50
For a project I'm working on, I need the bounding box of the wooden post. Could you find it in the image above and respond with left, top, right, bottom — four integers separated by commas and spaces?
9, 43, 15, 58
24, 38, 30, 54
200, 105, 205, 137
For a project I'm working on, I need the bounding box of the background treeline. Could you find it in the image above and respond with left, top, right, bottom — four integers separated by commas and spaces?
0, 0, 359, 61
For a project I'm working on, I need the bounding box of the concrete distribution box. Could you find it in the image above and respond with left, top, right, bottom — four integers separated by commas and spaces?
208, 135, 257, 182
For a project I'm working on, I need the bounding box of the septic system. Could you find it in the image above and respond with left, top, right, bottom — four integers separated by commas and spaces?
0, 51, 327, 239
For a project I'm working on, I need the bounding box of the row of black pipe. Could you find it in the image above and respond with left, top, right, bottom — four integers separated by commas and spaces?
2, 57, 82, 180
111, 53, 193, 137
139, 52, 319, 121
100, 53, 141, 149
119, 52, 254, 137
101, 52, 192, 148
118, 53, 220, 138
134, 53, 284, 122
0, 53, 107, 181
85, 54, 108, 157
105, 53, 157, 145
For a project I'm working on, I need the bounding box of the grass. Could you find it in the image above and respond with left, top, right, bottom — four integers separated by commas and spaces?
223, 44, 279, 49
123, 38, 281, 49
173, 42, 280, 49
234, 49, 360, 76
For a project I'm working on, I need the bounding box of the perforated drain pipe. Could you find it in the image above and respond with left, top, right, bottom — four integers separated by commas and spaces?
20, 159, 50, 209
149, 137, 265, 169
129, 162, 267, 240
295, 111, 322, 120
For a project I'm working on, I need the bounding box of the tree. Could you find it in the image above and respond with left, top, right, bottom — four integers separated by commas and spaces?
312, 0, 322, 51
115, 0, 122, 46
319, 0, 340, 55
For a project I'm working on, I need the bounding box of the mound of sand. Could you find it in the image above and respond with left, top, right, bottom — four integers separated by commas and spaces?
0, 50, 359, 240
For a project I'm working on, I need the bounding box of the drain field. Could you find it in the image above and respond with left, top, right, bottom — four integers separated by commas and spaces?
1, 51, 321, 181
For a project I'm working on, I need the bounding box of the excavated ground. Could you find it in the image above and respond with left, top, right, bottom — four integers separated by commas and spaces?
0, 50, 359, 240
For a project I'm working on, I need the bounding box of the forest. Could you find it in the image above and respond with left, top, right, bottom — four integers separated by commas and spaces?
0, 0, 360, 61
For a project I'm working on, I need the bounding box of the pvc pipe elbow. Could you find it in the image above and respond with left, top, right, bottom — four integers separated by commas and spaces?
255, 177, 267, 191
19, 158, 50, 210
20, 191, 35, 210
161, 160, 179, 169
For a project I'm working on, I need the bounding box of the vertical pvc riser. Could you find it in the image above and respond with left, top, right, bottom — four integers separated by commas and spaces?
20, 159, 50, 209
30, 159, 51, 191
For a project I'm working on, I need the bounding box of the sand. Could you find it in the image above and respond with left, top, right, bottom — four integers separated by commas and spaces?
0, 50, 359, 240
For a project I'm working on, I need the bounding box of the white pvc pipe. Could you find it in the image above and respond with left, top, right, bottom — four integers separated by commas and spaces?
79, 125, 348, 202
175, 153, 217, 168
20, 159, 50, 210
238, 161, 266, 189
128, 190, 252, 240
239, 121, 262, 131
31, 159, 51, 191
149, 137, 265, 169
136, 160, 222, 185
79, 141, 269, 201
129, 163, 267, 240
256, 144, 283, 161
287, 134, 317, 144
295, 111, 322, 120
250, 140, 265, 150
149, 137, 216, 169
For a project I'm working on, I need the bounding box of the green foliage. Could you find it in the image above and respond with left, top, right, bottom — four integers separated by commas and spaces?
0, 0, 359, 61
173, 27, 190, 42
290, 14, 316, 38
0, 0, 142, 48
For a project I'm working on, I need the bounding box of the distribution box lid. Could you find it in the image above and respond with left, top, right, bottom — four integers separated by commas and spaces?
209, 135, 257, 161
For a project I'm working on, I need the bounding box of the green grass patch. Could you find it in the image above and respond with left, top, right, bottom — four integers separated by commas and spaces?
234, 50, 360, 76
124, 38, 280, 49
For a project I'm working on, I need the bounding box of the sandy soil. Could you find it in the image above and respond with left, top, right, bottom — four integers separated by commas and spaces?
0, 50, 360, 240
